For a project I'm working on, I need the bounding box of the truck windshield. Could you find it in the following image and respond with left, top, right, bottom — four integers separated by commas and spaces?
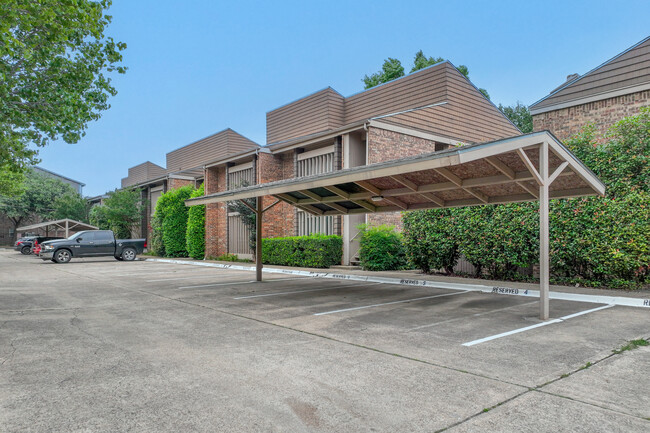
67, 232, 83, 240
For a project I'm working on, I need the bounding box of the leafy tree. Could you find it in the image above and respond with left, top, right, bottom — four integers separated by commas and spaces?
186, 184, 205, 259
97, 188, 143, 239
52, 191, 90, 222
0, 0, 126, 194
498, 102, 533, 133
411, 50, 444, 73
89, 204, 110, 230
0, 170, 74, 241
363, 57, 405, 89
363, 50, 490, 99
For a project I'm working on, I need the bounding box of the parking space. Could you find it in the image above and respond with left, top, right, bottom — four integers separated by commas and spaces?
1, 250, 648, 432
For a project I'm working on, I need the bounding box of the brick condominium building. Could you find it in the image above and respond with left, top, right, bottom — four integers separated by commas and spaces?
119, 61, 520, 263
530, 36, 650, 141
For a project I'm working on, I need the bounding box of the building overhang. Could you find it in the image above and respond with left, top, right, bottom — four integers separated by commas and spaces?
186, 130, 604, 212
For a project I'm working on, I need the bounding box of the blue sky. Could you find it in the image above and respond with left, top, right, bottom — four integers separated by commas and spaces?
35, 0, 650, 196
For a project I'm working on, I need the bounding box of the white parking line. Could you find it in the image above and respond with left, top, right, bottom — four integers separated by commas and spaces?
147, 272, 250, 282
178, 277, 305, 290
233, 282, 379, 299
462, 304, 615, 346
407, 301, 539, 332
314, 290, 470, 316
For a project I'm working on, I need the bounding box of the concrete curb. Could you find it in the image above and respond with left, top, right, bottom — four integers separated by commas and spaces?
144, 258, 650, 309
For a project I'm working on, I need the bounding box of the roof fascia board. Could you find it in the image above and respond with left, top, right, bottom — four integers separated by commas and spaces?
368, 120, 466, 146
205, 148, 259, 169
33, 167, 85, 186
267, 121, 367, 153
530, 82, 650, 115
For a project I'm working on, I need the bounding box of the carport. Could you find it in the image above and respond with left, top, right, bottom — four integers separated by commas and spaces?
186, 131, 605, 320
17, 219, 98, 238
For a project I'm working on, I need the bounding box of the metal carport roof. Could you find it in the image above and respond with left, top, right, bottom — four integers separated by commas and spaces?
186, 130, 606, 320
17, 219, 98, 238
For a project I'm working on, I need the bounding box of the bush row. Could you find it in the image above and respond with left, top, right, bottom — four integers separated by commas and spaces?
403, 109, 650, 289
261, 234, 342, 268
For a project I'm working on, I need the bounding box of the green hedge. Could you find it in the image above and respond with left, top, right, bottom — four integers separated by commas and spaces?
261, 234, 342, 268
186, 184, 205, 259
358, 225, 408, 271
152, 184, 194, 258
403, 108, 650, 289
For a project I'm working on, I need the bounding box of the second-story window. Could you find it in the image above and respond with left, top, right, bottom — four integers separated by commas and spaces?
296, 145, 335, 236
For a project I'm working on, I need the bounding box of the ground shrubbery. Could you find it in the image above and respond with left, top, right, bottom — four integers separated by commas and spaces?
261, 234, 342, 268
151, 184, 195, 257
186, 184, 205, 259
403, 108, 650, 289
358, 224, 408, 271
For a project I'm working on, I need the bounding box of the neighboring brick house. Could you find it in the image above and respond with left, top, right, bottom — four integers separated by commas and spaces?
530, 36, 650, 141
203, 61, 520, 263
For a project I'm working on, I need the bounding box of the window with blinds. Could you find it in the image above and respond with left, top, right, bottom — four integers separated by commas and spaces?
296, 148, 335, 236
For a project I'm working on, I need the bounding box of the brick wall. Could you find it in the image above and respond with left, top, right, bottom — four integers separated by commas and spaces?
167, 177, 193, 190
204, 166, 227, 258
367, 126, 438, 164
533, 90, 650, 142
258, 152, 295, 238
366, 127, 438, 230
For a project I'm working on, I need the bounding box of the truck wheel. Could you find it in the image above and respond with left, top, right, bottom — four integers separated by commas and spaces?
53, 249, 72, 263
121, 248, 136, 261
21, 245, 32, 255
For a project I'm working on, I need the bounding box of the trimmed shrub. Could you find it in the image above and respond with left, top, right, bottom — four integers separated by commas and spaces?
550, 193, 650, 288
457, 203, 539, 280
154, 184, 194, 258
403, 209, 459, 274
186, 184, 205, 259
358, 224, 408, 271
262, 234, 342, 268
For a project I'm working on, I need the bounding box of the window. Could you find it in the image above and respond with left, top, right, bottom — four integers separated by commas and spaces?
95, 231, 113, 242
296, 146, 335, 236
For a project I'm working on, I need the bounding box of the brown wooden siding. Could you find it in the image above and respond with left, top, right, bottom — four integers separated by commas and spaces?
267, 61, 518, 148
378, 65, 520, 143
266, 88, 345, 144
166, 129, 259, 173
344, 64, 448, 122
532, 37, 650, 111
121, 161, 166, 188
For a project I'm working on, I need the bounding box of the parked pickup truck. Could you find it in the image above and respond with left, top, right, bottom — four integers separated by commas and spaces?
40, 230, 146, 263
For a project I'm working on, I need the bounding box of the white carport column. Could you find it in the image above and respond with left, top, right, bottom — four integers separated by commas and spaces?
65, 220, 69, 238
539, 142, 550, 320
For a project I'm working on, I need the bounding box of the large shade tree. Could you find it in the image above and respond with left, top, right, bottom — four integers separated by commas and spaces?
0, 0, 126, 195
363, 50, 490, 99
0, 170, 77, 240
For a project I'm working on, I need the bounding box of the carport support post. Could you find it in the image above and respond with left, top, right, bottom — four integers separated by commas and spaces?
539, 142, 550, 320
65, 220, 69, 238
255, 197, 263, 282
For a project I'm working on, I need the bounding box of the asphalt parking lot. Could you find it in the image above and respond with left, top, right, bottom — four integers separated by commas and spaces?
1, 250, 648, 432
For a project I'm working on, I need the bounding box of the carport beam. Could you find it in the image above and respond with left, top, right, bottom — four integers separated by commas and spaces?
539, 142, 550, 320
